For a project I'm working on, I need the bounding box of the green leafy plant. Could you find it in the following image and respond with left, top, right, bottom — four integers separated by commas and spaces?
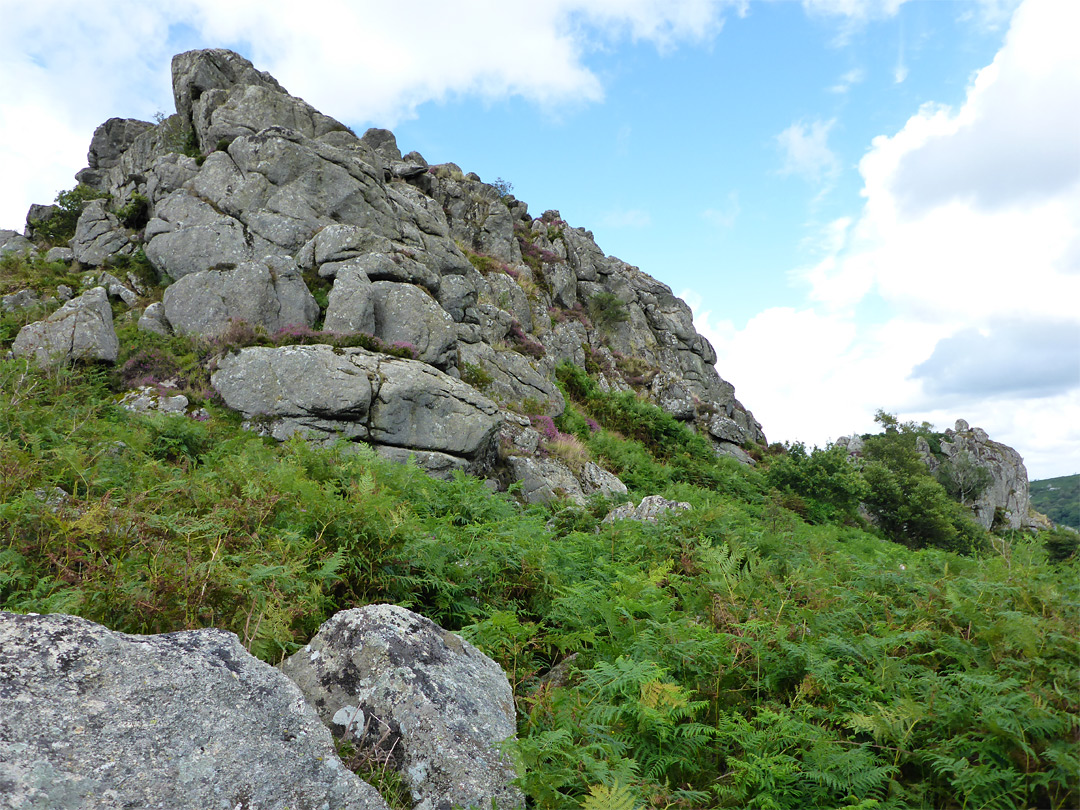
32, 184, 110, 245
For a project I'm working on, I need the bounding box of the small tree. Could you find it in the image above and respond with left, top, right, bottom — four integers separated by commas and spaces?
936, 450, 994, 506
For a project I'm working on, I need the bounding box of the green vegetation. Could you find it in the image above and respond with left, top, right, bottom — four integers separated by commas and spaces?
1031, 473, 1079, 530
587, 292, 630, 333
2, 269, 1076, 808
32, 184, 110, 245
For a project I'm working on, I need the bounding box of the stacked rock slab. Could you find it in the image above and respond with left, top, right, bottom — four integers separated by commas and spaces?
0, 611, 390, 810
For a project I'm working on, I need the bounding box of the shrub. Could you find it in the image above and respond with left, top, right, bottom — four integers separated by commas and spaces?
765, 442, 868, 524
33, 184, 110, 245
588, 292, 630, 333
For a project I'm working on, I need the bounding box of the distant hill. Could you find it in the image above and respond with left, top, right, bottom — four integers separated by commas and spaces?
1030, 473, 1079, 529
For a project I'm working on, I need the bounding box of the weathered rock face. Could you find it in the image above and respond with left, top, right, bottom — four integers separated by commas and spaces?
281, 605, 523, 810
211, 344, 501, 461
0, 611, 390, 810
162, 256, 319, 337
939, 419, 1034, 530
12, 286, 118, 367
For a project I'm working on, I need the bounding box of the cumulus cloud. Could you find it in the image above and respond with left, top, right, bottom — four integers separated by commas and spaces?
0, 0, 743, 228
702, 192, 741, 229
600, 209, 653, 228
708, 0, 1080, 476
829, 67, 865, 93
776, 118, 840, 183
912, 319, 1080, 398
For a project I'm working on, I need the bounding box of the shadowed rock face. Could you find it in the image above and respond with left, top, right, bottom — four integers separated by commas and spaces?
0, 611, 390, 810
281, 605, 524, 810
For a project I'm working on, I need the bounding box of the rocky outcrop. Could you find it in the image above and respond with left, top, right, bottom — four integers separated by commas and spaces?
12, 286, 118, 367
937, 419, 1034, 530
281, 604, 523, 810
0, 611, 390, 810
12, 47, 766, 490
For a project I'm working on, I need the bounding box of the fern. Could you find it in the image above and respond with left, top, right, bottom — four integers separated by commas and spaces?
581, 781, 641, 810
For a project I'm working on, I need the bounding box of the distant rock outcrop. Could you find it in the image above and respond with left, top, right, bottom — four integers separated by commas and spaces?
933, 419, 1034, 531
11, 47, 765, 496
0, 611, 390, 810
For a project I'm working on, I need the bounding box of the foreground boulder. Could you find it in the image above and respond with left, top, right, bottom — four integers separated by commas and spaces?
11, 286, 118, 367
0, 611, 389, 810
282, 605, 523, 810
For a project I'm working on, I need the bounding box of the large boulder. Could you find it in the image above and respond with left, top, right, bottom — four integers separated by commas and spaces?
211, 345, 501, 457
0, 611, 389, 810
12, 287, 118, 367
281, 605, 523, 810
0, 229, 33, 256
369, 281, 457, 369
162, 256, 318, 337
75, 117, 154, 188
69, 198, 132, 266
144, 189, 252, 279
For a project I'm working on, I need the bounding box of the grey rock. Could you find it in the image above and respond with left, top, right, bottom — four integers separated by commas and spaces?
508, 456, 585, 505
580, 462, 628, 499
938, 421, 1033, 530
437, 271, 482, 324
119, 385, 189, 415
374, 446, 472, 480
145, 190, 251, 279
369, 356, 501, 455
0, 611, 389, 810
458, 341, 564, 415
70, 199, 132, 266
12, 287, 118, 367
297, 224, 394, 271
84, 117, 154, 173
708, 415, 749, 445
0, 229, 34, 257
281, 605, 523, 810
172, 49, 350, 151
211, 345, 501, 457
162, 258, 318, 337
1, 289, 40, 312
56, 284, 74, 301
603, 494, 692, 524
369, 281, 457, 369
44, 246, 75, 264
24, 205, 57, 239
360, 127, 402, 161
97, 271, 138, 306
137, 301, 172, 335
324, 261, 376, 334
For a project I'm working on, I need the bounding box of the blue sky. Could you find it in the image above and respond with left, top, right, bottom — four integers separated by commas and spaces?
2, 0, 1077, 478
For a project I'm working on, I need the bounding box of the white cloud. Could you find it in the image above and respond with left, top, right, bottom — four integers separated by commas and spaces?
0, 0, 743, 229
708, 0, 1080, 477
776, 118, 840, 183
702, 192, 741, 229
600, 209, 653, 228
828, 67, 865, 93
